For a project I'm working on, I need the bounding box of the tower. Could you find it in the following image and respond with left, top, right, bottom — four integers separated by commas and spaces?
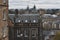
33, 5, 36, 10
26, 5, 29, 10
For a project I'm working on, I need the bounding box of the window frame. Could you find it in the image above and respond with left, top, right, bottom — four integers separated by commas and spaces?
3, 10, 6, 21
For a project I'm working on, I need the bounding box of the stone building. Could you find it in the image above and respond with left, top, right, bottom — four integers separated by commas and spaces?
8, 6, 44, 40
8, 5, 60, 40
38, 9, 46, 15
9, 6, 46, 15
42, 14, 59, 30
0, 0, 8, 40
55, 9, 60, 16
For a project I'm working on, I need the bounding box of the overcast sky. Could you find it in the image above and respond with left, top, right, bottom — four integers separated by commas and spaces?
9, 0, 60, 9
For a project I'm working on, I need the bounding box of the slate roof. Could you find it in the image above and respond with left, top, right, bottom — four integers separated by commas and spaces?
43, 31, 55, 36
8, 14, 40, 23
42, 14, 58, 19
8, 14, 15, 22
54, 20, 60, 24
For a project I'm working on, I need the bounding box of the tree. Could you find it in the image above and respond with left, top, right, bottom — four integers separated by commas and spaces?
53, 32, 60, 40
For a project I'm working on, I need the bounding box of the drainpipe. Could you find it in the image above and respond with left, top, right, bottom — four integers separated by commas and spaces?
40, 15, 44, 40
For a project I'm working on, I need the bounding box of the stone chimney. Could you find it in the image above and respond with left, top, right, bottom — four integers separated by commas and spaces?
15, 9, 18, 17
38, 9, 46, 15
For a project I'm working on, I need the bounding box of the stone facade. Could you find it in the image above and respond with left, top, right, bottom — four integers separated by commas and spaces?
8, 5, 60, 40
0, 0, 8, 40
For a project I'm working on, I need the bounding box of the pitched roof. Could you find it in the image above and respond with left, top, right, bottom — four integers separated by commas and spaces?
8, 14, 40, 23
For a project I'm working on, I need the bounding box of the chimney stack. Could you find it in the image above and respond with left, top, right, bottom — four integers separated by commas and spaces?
15, 9, 18, 17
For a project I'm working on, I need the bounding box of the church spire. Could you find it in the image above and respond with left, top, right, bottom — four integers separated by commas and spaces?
33, 5, 36, 9
27, 5, 29, 10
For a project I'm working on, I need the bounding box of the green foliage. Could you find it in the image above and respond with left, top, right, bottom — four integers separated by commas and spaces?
53, 32, 60, 40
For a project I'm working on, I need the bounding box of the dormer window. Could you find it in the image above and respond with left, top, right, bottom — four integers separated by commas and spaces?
3, 0, 6, 4
18, 20, 21, 22
25, 20, 28, 23
33, 20, 36, 23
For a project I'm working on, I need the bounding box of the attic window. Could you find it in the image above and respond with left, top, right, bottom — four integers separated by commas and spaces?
33, 20, 36, 23
18, 20, 21, 22
25, 20, 28, 22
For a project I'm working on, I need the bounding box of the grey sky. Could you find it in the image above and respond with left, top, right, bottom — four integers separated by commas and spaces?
9, 0, 60, 9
